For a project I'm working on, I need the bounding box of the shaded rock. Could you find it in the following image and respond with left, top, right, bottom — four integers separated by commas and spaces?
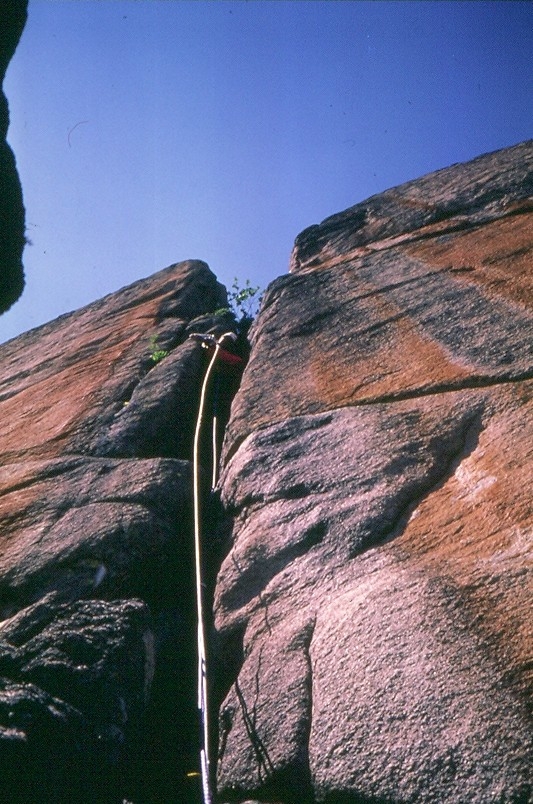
0, 259, 237, 802
92, 339, 206, 459
0, 595, 152, 803
215, 143, 533, 803
0, 596, 154, 802
0, 0, 27, 313
0, 595, 153, 731
0, 678, 94, 803
0, 455, 194, 612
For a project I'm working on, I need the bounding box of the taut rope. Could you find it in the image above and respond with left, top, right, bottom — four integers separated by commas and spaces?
190, 331, 237, 804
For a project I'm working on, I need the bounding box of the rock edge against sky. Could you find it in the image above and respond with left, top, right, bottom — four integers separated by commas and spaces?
0, 141, 531, 802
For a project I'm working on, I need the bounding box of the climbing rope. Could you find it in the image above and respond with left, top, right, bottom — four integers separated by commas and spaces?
190, 331, 237, 804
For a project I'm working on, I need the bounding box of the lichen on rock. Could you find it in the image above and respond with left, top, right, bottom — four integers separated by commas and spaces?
214, 141, 533, 804
0, 142, 532, 803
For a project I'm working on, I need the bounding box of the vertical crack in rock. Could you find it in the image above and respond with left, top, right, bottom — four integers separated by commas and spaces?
0, 260, 249, 803
233, 646, 276, 786
216, 616, 317, 804
214, 143, 533, 802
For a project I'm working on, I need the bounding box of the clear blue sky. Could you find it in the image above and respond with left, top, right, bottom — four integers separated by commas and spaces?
1, 0, 532, 343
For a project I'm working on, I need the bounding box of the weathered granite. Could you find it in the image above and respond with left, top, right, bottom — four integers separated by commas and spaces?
1, 142, 532, 803
214, 142, 533, 803
225, 141, 533, 459
0, 0, 27, 313
0, 260, 235, 802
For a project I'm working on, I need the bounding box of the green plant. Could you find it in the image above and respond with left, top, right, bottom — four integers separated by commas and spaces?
215, 277, 262, 336
148, 335, 169, 364
228, 277, 261, 321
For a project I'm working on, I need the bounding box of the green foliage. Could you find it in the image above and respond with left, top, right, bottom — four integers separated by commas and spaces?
148, 335, 169, 364
228, 277, 261, 321
215, 277, 262, 336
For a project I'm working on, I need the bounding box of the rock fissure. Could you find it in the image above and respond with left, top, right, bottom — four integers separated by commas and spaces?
214, 143, 532, 803
347, 370, 533, 406
223, 372, 533, 469
0, 260, 251, 802
1, 143, 532, 802
233, 646, 276, 787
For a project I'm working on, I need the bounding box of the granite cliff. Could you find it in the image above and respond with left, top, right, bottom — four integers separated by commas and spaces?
215, 140, 533, 803
0, 260, 240, 802
0, 141, 532, 802
0, 0, 27, 313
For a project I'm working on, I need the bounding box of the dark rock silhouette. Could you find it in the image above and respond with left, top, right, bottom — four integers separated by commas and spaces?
0, 0, 27, 313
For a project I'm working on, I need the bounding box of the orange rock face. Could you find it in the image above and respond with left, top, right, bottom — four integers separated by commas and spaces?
215, 142, 533, 803
0, 260, 224, 462
0, 260, 231, 801
225, 142, 533, 458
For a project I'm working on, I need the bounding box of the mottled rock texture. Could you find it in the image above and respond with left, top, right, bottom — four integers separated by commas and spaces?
1, 142, 532, 804
0, 595, 152, 802
214, 141, 533, 803
0, 0, 27, 313
0, 260, 235, 802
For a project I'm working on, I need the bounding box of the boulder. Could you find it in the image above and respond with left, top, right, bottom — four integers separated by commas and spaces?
214, 142, 533, 803
0, 595, 152, 803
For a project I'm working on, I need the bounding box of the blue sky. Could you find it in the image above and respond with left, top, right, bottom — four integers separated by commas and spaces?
1, 0, 532, 343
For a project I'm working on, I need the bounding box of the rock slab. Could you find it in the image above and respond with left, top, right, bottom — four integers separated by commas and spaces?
0, 260, 233, 802
214, 142, 533, 803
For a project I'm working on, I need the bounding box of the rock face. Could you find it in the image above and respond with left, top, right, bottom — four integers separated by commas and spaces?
0, 595, 152, 802
0, 260, 238, 802
1, 143, 532, 803
214, 141, 533, 803
0, 0, 27, 313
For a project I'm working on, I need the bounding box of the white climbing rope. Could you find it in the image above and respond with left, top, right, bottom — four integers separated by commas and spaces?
191, 331, 237, 804
211, 412, 219, 489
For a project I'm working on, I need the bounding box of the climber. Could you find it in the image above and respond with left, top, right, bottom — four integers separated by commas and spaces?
189, 331, 245, 369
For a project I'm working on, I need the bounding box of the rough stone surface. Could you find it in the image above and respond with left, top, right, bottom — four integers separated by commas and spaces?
0, 260, 235, 802
0, 455, 194, 610
214, 142, 533, 803
1, 142, 532, 803
0, 595, 152, 802
0, 0, 27, 313
0, 259, 227, 463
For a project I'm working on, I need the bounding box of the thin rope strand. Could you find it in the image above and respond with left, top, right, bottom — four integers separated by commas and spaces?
211, 414, 219, 489
193, 345, 218, 804
192, 332, 234, 804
